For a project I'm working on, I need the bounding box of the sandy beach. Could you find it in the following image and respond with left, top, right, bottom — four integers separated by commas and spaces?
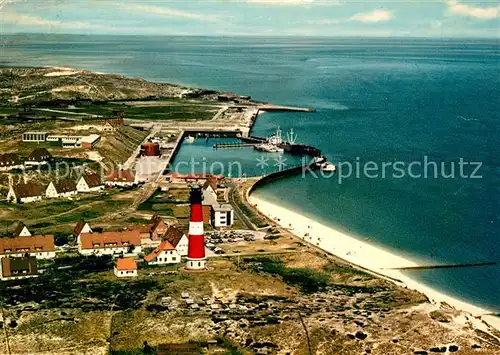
249, 194, 499, 330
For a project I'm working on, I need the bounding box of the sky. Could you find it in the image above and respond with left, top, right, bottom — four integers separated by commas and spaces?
0, 0, 499, 37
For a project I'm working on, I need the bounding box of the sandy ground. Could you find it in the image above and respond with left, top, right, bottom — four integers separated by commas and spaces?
249, 195, 499, 330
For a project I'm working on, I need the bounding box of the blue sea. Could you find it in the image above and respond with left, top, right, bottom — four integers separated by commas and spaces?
1, 34, 499, 312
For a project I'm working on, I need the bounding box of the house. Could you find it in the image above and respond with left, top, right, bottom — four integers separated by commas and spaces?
114, 257, 137, 278
102, 121, 116, 132
47, 135, 82, 148
128, 215, 168, 246
163, 225, 189, 256
78, 230, 142, 256
25, 148, 52, 166
13, 222, 31, 237
73, 220, 92, 238
0, 153, 23, 171
149, 215, 168, 241
202, 176, 218, 206
0, 235, 56, 259
22, 131, 47, 142
211, 204, 234, 228
45, 179, 78, 198
80, 134, 101, 149
76, 174, 104, 192
7, 182, 43, 203
1, 257, 38, 281
144, 240, 181, 265
105, 169, 137, 187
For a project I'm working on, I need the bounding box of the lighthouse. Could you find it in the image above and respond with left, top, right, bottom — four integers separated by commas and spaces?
186, 184, 207, 270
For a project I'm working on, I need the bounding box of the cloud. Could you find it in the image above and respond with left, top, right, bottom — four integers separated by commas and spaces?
226, 0, 342, 6
117, 4, 220, 22
445, 0, 499, 19
1, 11, 115, 31
348, 9, 392, 23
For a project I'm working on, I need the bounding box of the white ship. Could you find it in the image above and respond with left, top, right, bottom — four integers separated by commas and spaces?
254, 143, 284, 153
254, 127, 285, 153
185, 135, 195, 143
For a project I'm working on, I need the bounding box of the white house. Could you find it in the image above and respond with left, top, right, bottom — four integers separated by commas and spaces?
13, 222, 31, 237
144, 240, 181, 265
76, 174, 104, 192
105, 169, 137, 187
114, 258, 137, 278
45, 179, 78, 199
163, 225, 189, 256
73, 220, 92, 238
211, 204, 234, 228
202, 176, 218, 206
0, 235, 56, 259
78, 230, 142, 256
7, 182, 43, 204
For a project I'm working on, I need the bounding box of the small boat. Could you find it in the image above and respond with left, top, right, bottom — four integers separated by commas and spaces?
312, 155, 327, 165
185, 135, 195, 143
320, 162, 336, 172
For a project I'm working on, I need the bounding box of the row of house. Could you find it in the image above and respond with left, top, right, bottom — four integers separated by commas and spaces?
6, 169, 139, 204
75, 216, 188, 261
22, 132, 101, 149
0, 148, 53, 171
0, 212, 194, 280
7, 173, 104, 203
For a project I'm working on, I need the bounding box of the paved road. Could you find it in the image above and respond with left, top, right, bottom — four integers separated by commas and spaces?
227, 183, 255, 231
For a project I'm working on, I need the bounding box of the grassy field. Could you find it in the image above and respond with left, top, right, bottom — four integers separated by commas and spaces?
0, 189, 135, 233
96, 126, 148, 166
76, 102, 220, 121
137, 188, 190, 219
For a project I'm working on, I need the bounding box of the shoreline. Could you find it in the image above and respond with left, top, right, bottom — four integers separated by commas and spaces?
248, 194, 499, 331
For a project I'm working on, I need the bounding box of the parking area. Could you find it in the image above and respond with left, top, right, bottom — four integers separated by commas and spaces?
205, 229, 266, 256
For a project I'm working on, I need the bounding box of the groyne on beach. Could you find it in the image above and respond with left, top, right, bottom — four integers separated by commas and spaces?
245, 174, 499, 330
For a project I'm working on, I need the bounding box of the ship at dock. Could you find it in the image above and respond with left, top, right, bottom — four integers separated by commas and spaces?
254, 127, 285, 153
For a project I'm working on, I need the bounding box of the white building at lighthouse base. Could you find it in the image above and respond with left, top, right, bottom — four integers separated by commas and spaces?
186, 257, 207, 270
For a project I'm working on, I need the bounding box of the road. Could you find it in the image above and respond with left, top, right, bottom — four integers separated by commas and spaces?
227, 182, 255, 231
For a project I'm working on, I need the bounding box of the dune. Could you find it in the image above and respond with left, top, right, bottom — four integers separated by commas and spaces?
249, 194, 498, 330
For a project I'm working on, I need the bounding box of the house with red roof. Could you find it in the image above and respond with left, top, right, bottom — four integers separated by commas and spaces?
1, 257, 38, 281
0, 235, 56, 259
114, 257, 137, 278
45, 179, 78, 199
144, 240, 181, 265
105, 169, 137, 187
7, 182, 43, 204
76, 174, 104, 192
78, 230, 142, 256
128, 214, 169, 246
73, 220, 92, 238
163, 225, 189, 256
0, 153, 23, 171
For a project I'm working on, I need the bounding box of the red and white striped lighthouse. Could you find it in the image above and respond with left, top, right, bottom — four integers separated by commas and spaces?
186, 184, 207, 270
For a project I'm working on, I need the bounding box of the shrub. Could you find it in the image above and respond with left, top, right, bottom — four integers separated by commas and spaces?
247, 257, 329, 293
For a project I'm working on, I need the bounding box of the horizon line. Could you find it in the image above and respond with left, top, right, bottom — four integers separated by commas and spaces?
2, 32, 500, 40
